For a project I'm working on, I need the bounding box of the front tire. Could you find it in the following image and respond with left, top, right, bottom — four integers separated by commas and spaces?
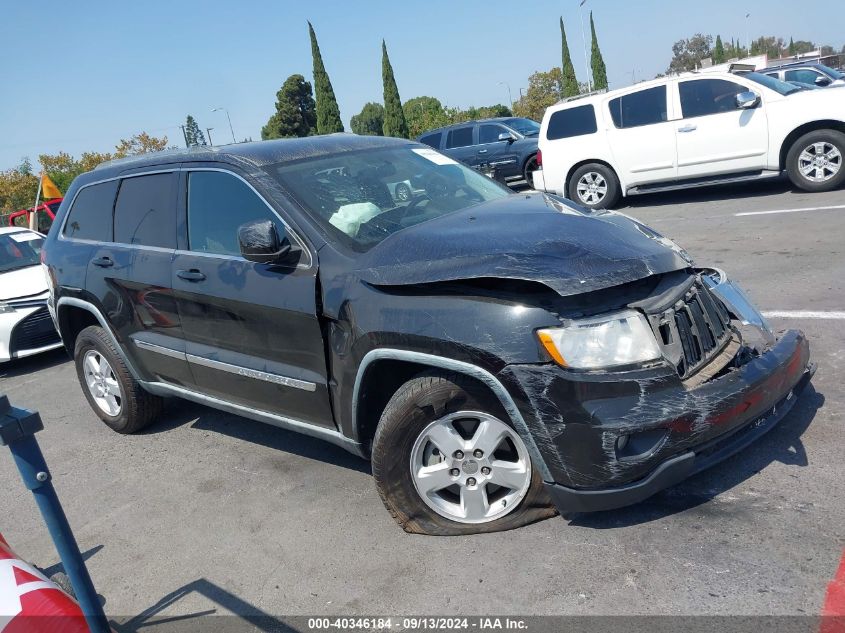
568, 163, 621, 209
74, 325, 163, 434
371, 372, 555, 535
786, 129, 845, 192
522, 153, 538, 187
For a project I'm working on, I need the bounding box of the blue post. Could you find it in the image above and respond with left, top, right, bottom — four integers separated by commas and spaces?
0, 394, 110, 633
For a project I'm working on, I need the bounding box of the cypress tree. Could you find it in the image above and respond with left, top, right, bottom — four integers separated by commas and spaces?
713, 35, 725, 64
589, 12, 608, 90
560, 17, 579, 97
381, 40, 409, 138
788, 37, 796, 56
308, 21, 343, 134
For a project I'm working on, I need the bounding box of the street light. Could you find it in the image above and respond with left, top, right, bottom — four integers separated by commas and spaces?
206, 128, 214, 145
745, 13, 751, 56
212, 107, 236, 143
578, 0, 593, 92
497, 81, 514, 109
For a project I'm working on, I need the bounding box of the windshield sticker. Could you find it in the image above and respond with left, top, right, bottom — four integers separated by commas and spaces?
412, 148, 458, 166
9, 232, 40, 243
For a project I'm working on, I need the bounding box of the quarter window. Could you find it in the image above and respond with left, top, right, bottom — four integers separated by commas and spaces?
546, 105, 597, 140
679, 79, 747, 118
113, 173, 176, 248
419, 132, 442, 148
479, 124, 509, 144
187, 171, 281, 257
63, 180, 118, 241
445, 126, 474, 148
608, 86, 667, 129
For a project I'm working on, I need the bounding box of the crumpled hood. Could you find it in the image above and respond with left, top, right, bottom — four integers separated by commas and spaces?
355, 193, 693, 297
0, 265, 48, 301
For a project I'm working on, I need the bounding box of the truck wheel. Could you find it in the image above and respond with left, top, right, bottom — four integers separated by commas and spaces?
522, 154, 539, 187
786, 129, 845, 192
568, 163, 621, 209
74, 325, 163, 434
371, 371, 555, 535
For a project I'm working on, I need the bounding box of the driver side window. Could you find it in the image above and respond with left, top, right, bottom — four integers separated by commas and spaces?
679, 79, 747, 118
187, 171, 282, 257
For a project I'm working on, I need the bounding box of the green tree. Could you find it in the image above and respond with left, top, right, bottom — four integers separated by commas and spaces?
589, 12, 608, 90
512, 67, 562, 122
381, 40, 409, 138
560, 17, 579, 97
713, 35, 726, 64
113, 132, 169, 158
668, 33, 713, 72
791, 40, 815, 55
308, 21, 343, 134
350, 102, 385, 136
788, 37, 796, 56
403, 96, 450, 138
184, 115, 206, 146
261, 74, 317, 139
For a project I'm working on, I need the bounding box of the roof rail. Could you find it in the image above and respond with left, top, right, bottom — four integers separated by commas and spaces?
558, 88, 608, 104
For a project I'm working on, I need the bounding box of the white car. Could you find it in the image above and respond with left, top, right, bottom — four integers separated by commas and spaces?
0, 227, 63, 363
534, 70, 845, 208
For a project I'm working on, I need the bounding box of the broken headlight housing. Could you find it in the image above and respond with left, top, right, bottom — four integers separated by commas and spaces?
537, 309, 662, 369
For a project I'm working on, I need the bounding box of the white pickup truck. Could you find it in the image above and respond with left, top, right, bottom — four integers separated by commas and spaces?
534, 70, 845, 208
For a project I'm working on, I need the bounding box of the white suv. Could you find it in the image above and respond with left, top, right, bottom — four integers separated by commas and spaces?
534, 70, 845, 209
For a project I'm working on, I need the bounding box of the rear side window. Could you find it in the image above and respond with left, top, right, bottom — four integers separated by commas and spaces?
679, 79, 747, 118
113, 173, 176, 248
546, 105, 597, 140
63, 180, 118, 241
445, 126, 474, 148
608, 86, 667, 129
419, 132, 442, 148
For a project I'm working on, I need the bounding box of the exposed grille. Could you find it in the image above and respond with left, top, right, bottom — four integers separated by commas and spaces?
9, 306, 61, 355
647, 280, 733, 379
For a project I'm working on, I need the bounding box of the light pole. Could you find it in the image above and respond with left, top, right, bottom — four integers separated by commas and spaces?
579, 0, 592, 92
745, 13, 750, 56
212, 107, 236, 143
497, 81, 514, 109
206, 128, 214, 145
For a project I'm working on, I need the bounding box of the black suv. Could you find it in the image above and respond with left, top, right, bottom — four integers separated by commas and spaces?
418, 118, 540, 186
44, 135, 813, 535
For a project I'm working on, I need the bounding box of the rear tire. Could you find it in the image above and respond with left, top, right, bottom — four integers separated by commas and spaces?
74, 325, 163, 434
786, 129, 845, 192
371, 371, 555, 535
568, 163, 621, 209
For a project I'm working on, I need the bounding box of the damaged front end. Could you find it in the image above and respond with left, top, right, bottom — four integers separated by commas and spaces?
497, 269, 814, 514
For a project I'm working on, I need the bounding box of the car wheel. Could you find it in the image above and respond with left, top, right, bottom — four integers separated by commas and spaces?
786, 129, 845, 193
371, 371, 555, 535
522, 154, 538, 187
394, 182, 412, 202
74, 325, 163, 434
569, 163, 621, 209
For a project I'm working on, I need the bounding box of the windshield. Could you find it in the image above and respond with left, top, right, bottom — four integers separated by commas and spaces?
817, 64, 845, 80
265, 146, 510, 252
744, 71, 802, 95
0, 231, 43, 274
503, 118, 540, 136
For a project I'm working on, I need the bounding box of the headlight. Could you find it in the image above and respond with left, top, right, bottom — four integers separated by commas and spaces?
537, 309, 662, 369
0, 302, 15, 314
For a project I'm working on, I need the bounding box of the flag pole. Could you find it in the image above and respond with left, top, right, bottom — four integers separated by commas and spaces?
30, 172, 43, 231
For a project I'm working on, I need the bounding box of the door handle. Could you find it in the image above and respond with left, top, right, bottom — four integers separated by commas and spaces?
478, 149, 488, 153
91, 257, 113, 268
177, 269, 206, 282
677, 124, 697, 133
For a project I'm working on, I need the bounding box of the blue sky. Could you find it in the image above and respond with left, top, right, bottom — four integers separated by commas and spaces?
1, 0, 843, 171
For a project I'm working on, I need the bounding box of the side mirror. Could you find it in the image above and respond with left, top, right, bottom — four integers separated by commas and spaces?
815, 76, 831, 86
498, 132, 516, 143
238, 219, 296, 264
735, 91, 760, 109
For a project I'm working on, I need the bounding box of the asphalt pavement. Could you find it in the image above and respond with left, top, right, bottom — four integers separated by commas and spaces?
1, 178, 843, 625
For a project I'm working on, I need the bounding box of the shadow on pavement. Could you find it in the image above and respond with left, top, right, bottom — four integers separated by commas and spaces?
619, 177, 794, 210
568, 384, 824, 529
111, 578, 296, 632
141, 399, 371, 474
0, 347, 69, 379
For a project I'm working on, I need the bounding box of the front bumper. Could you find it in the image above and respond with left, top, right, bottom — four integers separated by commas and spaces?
0, 303, 63, 363
499, 329, 813, 514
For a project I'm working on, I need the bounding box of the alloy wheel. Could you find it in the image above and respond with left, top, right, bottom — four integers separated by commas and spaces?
409, 411, 532, 524
83, 350, 122, 416
576, 172, 608, 205
798, 142, 842, 182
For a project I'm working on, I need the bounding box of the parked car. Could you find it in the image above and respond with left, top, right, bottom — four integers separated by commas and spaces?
44, 136, 813, 535
534, 70, 845, 209
417, 117, 540, 186
0, 227, 63, 363
6, 198, 62, 233
763, 62, 845, 88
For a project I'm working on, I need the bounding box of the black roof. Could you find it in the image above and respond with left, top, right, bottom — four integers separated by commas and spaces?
90, 134, 413, 179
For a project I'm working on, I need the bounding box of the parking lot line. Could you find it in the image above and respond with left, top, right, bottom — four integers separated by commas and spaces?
762, 311, 845, 319
735, 204, 845, 217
